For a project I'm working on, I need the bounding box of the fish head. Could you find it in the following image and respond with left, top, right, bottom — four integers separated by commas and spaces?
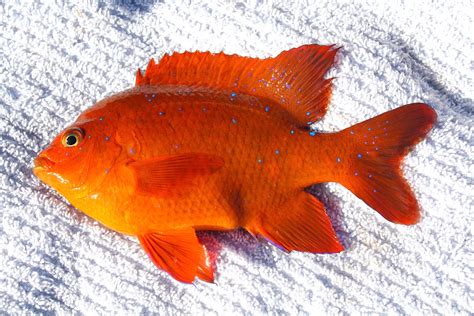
33, 107, 122, 201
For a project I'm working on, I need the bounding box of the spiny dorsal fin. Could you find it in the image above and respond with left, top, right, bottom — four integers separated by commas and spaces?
135, 45, 339, 126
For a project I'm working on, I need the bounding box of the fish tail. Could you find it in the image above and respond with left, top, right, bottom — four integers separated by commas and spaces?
333, 103, 436, 224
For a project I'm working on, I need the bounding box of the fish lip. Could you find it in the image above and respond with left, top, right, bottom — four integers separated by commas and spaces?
33, 155, 55, 173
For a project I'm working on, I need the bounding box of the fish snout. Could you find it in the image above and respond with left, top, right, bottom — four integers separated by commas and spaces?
33, 153, 56, 174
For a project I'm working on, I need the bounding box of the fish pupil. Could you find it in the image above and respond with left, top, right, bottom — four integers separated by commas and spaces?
66, 135, 77, 146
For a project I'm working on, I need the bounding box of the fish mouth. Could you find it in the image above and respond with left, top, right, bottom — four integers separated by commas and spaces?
33, 155, 55, 175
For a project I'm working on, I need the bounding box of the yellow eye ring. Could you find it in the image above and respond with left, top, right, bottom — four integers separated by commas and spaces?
62, 128, 84, 147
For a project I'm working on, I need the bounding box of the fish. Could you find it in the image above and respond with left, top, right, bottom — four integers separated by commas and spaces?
33, 44, 437, 283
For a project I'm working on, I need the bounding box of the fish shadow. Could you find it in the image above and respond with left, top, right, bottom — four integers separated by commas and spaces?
99, 0, 161, 18
307, 183, 353, 250
370, 28, 473, 117
198, 229, 280, 272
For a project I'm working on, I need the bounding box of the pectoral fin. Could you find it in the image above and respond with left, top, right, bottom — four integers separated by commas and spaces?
130, 153, 224, 196
138, 229, 214, 283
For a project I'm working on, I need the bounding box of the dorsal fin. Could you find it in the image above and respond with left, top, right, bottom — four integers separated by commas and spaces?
136, 45, 339, 126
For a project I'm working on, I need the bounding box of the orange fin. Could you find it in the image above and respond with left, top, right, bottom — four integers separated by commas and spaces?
138, 229, 214, 283
252, 191, 343, 253
136, 45, 339, 126
337, 103, 437, 224
130, 153, 224, 196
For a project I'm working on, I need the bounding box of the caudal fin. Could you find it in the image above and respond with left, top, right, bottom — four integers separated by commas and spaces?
337, 103, 436, 224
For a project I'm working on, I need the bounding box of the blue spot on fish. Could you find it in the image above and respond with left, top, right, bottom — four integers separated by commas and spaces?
105, 168, 109, 174
309, 131, 316, 137
306, 111, 311, 116
99, 117, 104, 121
285, 83, 291, 89
275, 149, 280, 155
350, 130, 355, 135
257, 158, 263, 164
368, 127, 372, 131
368, 174, 373, 178
105, 136, 110, 141
357, 153, 363, 159
307, 121, 313, 125
336, 157, 341, 163
265, 106, 270, 112
354, 171, 359, 176
130, 148, 135, 155
231, 118, 238, 124
159, 111, 165, 116
373, 189, 377, 193
290, 129, 295, 135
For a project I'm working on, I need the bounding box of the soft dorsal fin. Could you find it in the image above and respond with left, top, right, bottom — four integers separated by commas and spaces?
136, 45, 339, 126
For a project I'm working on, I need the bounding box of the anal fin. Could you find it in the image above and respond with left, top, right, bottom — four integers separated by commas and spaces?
252, 192, 343, 253
138, 229, 214, 283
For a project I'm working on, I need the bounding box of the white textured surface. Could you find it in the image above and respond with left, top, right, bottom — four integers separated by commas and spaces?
1, 0, 473, 314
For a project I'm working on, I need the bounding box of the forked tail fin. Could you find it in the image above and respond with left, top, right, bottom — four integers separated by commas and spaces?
336, 103, 436, 224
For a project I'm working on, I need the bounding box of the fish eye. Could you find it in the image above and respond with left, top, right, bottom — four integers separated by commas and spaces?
62, 128, 84, 147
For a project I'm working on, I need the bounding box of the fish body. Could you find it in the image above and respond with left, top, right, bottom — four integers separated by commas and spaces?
33, 45, 436, 283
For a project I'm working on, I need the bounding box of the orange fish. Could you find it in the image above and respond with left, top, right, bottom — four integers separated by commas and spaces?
33, 44, 436, 283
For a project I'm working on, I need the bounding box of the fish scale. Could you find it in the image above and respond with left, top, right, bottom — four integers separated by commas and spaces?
121, 89, 303, 226
34, 44, 436, 283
